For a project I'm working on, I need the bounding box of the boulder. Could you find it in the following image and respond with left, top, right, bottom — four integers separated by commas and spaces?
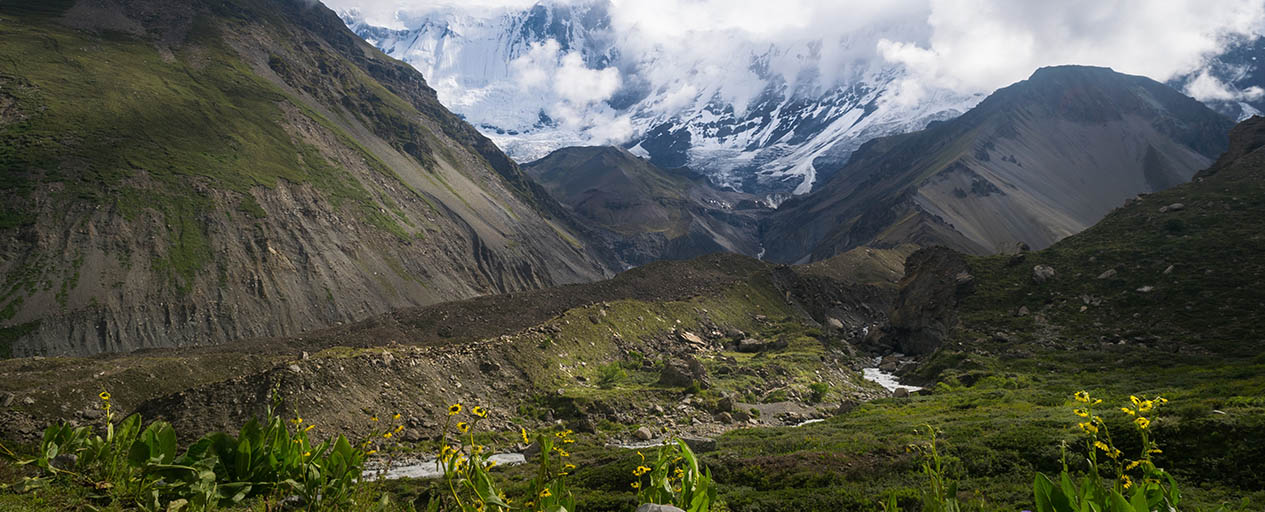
893, 388, 910, 398
826, 317, 844, 329
681, 436, 717, 453
676, 330, 705, 346
1097, 269, 1117, 280
715, 412, 734, 424
716, 394, 735, 412
658, 356, 709, 388
1032, 265, 1056, 283
633, 426, 654, 441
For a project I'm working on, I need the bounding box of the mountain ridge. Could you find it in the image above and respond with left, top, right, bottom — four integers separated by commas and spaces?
763, 65, 1235, 263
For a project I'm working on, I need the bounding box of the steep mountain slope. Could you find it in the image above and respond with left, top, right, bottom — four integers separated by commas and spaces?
341, 2, 980, 199
0, 0, 614, 357
523, 146, 770, 265
925, 114, 1265, 360
764, 66, 1235, 263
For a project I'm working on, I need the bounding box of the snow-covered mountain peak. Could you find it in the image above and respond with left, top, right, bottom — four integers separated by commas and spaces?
339, 0, 979, 198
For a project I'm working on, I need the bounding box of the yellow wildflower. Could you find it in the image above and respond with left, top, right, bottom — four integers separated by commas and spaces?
674, 468, 685, 478
521, 427, 530, 444
366, 450, 377, 455
303, 451, 311, 457
1126, 460, 1142, 471
1149, 448, 1163, 455
563, 463, 576, 471
393, 413, 401, 420
630, 482, 640, 489
539, 488, 552, 498
371, 416, 378, 422
557, 449, 570, 457
1094, 441, 1110, 453
472, 406, 487, 418
1074, 391, 1090, 403
292, 417, 303, 425
449, 404, 462, 416
1134, 416, 1151, 430
395, 424, 404, 433
1121, 475, 1133, 489
1138, 400, 1154, 412
99, 391, 111, 401
1121, 407, 1135, 416
1073, 409, 1089, 418
383, 432, 392, 439
1077, 422, 1099, 434
304, 424, 315, 432
486, 460, 498, 468
637, 451, 644, 462
1130, 395, 1142, 407
457, 422, 470, 433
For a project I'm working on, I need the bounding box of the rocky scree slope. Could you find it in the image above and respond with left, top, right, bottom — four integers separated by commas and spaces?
764, 65, 1236, 263
0, 0, 615, 358
523, 146, 771, 266
0, 250, 908, 444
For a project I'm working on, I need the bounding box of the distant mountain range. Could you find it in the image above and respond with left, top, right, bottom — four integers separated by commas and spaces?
340, 2, 1261, 201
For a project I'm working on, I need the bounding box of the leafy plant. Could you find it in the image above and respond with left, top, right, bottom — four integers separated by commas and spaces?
631, 439, 717, 512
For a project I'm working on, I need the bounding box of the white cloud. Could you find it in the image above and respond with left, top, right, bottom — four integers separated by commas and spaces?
877, 0, 1265, 104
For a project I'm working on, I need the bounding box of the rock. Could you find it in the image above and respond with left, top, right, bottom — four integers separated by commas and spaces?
836, 400, 859, 414
287, 364, 302, 374
1163, 265, 1174, 275
681, 436, 717, 453
716, 394, 735, 412
652, 404, 665, 415
1032, 265, 1056, 283
954, 271, 974, 285
22, 396, 34, 405
893, 388, 910, 398
51, 454, 77, 470
826, 317, 844, 329
1161, 203, 1185, 212
0, 393, 13, 408
676, 330, 705, 346
524, 442, 542, 458
1136, 286, 1155, 293
753, 314, 768, 323
80, 407, 104, 420
731, 409, 750, 422
658, 356, 709, 388
636, 505, 686, 512
715, 412, 734, 424
1016, 306, 1030, 317
1097, 269, 1117, 280
633, 426, 654, 441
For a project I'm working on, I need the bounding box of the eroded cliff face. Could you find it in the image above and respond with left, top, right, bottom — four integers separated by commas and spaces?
0, 0, 612, 357
875, 247, 974, 356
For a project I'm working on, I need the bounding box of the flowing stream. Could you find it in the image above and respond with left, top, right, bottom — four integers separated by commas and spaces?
363, 453, 526, 481
861, 358, 922, 392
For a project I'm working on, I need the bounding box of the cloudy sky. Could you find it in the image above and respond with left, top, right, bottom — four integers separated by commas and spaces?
325, 0, 1265, 104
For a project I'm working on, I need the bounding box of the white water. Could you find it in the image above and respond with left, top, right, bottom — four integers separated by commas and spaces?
862, 358, 922, 393
363, 453, 526, 480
